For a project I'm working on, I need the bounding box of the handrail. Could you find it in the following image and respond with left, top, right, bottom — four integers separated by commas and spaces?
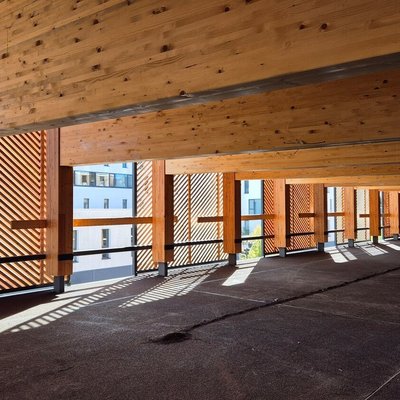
197, 214, 275, 223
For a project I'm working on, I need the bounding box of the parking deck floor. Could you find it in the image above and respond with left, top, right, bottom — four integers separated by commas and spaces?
1, 241, 399, 400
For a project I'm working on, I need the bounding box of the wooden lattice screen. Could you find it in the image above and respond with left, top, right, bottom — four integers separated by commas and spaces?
0, 131, 51, 291
136, 162, 225, 271
136, 161, 153, 271
263, 182, 314, 254
287, 184, 314, 251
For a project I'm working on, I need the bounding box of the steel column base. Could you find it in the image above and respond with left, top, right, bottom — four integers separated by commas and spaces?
158, 262, 168, 277
317, 242, 325, 252
372, 236, 379, 245
54, 276, 65, 294
348, 239, 355, 248
278, 247, 286, 258
228, 253, 237, 266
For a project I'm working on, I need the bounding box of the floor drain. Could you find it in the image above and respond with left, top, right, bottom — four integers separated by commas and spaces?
151, 331, 192, 344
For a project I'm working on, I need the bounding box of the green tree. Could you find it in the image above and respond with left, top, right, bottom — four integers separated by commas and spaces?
243, 225, 263, 259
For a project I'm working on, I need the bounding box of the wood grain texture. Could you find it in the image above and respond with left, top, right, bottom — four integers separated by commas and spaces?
344, 187, 357, 240
1, 0, 400, 134
274, 179, 290, 248
168, 141, 400, 175
287, 176, 400, 186
46, 129, 73, 277
389, 192, 400, 235
152, 160, 174, 263
369, 190, 380, 237
311, 184, 327, 243
0, 130, 51, 290
234, 164, 400, 181
223, 173, 241, 254
60, 69, 400, 165
73, 217, 153, 227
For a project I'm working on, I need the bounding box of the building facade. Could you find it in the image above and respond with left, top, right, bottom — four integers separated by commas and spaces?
72, 163, 135, 283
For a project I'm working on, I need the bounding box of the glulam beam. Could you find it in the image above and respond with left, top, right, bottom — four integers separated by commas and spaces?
60, 69, 400, 165
223, 173, 241, 263
311, 184, 327, 247
1, 1, 400, 135
166, 142, 400, 176
46, 128, 73, 291
287, 176, 400, 187
152, 160, 174, 276
389, 192, 400, 236
369, 189, 380, 241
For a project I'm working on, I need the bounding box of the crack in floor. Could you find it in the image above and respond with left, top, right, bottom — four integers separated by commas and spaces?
151, 264, 400, 343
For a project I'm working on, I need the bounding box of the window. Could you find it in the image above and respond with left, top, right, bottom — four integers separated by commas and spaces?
127, 175, 133, 188
114, 174, 127, 188
122, 199, 127, 209
96, 173, 110, 187
248, 199, 262, 215
83, 198, 90, 209
122, 162, 127, 168
101, 229, 110, 260
104, 198, 109, 209
73, 230, 78, 263
73, 171, 132, 188
74, 171, 95, 186
242, 221, 250, 236
244, 180, 249, 194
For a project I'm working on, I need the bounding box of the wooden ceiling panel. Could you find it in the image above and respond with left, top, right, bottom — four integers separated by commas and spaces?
1, 0, 399, 134
60, 70, 400, 165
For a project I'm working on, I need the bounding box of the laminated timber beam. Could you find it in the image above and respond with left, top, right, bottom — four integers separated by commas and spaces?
344, 187, 357, 245
389, 192, 400, 236
357, 187, 400, 191
286, 176, 400, 187
223, 173, 241, 265
369, 189, 380, 242
235, 165, 400, 181
152, 160, 174, 276
46, 128, 73, 292
1, 0, 400, 135
60, 69, 400, 165
311, 184, 327, 249
166, 142, 400, 176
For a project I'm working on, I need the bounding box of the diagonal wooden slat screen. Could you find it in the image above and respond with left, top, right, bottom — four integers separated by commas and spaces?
263, 182, 314, 254
0, 131, 51, 291
136, 162, 225, 271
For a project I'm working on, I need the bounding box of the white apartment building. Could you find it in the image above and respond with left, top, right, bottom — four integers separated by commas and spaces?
72, 163, 135, 284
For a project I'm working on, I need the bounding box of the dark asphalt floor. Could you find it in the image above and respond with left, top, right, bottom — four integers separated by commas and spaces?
0, 241, 399, 400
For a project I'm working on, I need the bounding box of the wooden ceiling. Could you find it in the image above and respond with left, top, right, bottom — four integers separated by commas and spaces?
0, 1, 399, 190
0, 0, 399, 135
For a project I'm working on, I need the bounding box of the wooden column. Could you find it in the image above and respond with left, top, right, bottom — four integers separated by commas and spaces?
344, 187, 357, 247
152, 160, 174, 276
369, 189, 380, 243
46, 128, 73, 293
389, 192, 400, 237
274, 179, 290, 256
311, 184, 327, 251
223, 173, 241, 265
